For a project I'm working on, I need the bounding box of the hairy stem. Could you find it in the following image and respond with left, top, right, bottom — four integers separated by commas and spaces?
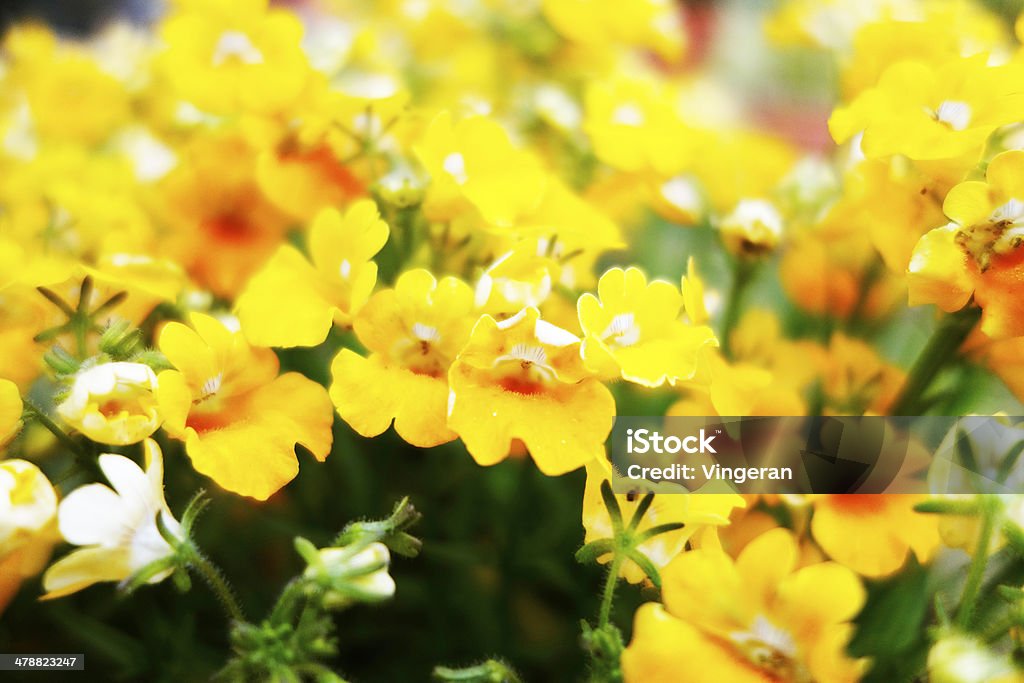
598, 553, 624, 628
956, 496, 999, 629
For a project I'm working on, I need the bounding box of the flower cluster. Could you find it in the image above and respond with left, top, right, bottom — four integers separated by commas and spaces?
2, 0, 1024, 680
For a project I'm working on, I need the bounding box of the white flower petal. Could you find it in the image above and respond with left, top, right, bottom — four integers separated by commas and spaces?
58, 484, 126, 547
98, 453, 156, 511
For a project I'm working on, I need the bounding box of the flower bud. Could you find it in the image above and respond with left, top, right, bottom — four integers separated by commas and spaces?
57, 361, 162, 445
718, 199, 784, 257
928, 633, 1020, 683
303, 541, 396, 610
375, 168, 425, 209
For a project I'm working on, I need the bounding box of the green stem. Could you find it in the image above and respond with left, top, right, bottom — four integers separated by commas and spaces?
598, 553, 624, 628
889, 306, 981, 416
956, 496, 999, 629
186, 544, 245, 623
23, 400, 93, 470
268, 579, 306, 626
720, 259, 754, 359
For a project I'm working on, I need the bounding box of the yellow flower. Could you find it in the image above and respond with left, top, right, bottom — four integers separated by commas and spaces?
330, 269, 475, 447
582, 457, 744, 584
689, 130, 797, 215
159, 0, 309, 115
0, 459, 58, 613
577, 267, 717, 387
622, 528, 867, 683
236, 200, 390, 347
447, 307, 614, 475
413, 111, 548, 226
56, 362, 162, 446
42, 440, 182, 599
474, 240, 562, 316
159, 133, 292, 297
810, 495, 940, 577
255, 141, 366, 222
908, 150, 1024, 339
840, 11, 1009, 100
830, 56, 1024, 167
819, 333, 905, 415
542, 0, 685, 61
670, 352, 808, 418
830, 158, 947, 273
0, 379, 23, 449
583, 75, 691, 174
781, 229, 904, 321
157, 313, 333, 500
4, 24, 130, 145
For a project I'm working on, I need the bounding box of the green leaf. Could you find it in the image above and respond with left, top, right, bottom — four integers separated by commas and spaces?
575, 539, 615, 566
599, 481, 623, 534
850, 559, 930, 660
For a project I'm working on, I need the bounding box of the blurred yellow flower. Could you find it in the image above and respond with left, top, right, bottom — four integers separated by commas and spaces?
819, 333, 905, 414
236, 200, 390, 347
330, 269, 475, 447
157, 313, 333, 500
542, 0, 685, 61
583, 76, 691, 174
830, 56, 1024, 168
447, 307, 614, 475
42, 440, 181, 599
414, 111, 548, 226
578, 267, 717, 387
622, 528, 867, 683
4, 25, 130, 145
159, 0, 310, 114
159, 133, 292, 297
56, 362, 162, 446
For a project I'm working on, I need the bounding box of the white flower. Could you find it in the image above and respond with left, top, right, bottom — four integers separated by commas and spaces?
42, 439, 182, 599
57, 362, 162, 445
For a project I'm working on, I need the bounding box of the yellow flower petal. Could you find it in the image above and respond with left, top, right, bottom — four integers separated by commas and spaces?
447, 360, 614, 475
622, 604, 768, 683
41, 546, 132, 600
986, 150, 1024, 201
329, 350, 455, 448
943, 180, 993, 228
907, 225, 974, 312
236, 245, 338, 347
182, 373, 332, 501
